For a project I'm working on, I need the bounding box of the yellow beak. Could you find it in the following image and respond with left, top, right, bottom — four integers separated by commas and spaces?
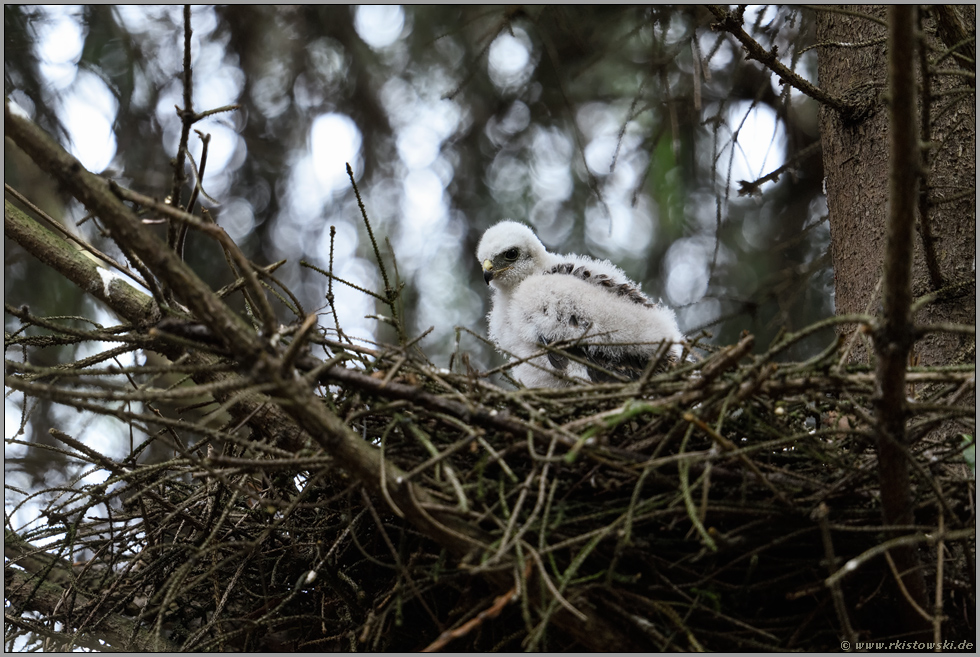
482, 259, 494, 284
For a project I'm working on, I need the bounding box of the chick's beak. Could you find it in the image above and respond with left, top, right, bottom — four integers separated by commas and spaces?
482, 259, 494, 285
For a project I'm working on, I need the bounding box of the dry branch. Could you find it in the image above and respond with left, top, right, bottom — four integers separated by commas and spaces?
870, 6, 930, 636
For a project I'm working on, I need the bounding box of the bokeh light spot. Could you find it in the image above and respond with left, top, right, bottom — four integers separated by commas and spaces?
310, 113, 363, 196
354, 5, 406, 50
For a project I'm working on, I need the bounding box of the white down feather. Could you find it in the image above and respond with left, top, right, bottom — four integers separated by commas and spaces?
477, 220, 683, 387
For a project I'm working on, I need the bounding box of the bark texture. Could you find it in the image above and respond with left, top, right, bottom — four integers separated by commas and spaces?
816, 4, 976, 640
816, 5, 975, 368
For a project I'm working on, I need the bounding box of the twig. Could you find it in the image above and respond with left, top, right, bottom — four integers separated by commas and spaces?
683, 411, 793, 508
5, 184, 148, 288
915, 11, 945, 291
175, 131, 211, 260
346, 162, 404, 343
421, 561, 532, 652
306, 360, 575, 448
167, 4, 195, 251
825, 528, 974, 590
736, 140, 822, 196
814, 503, 859, 647
870, 5, 930, 634
707, 5, 847, 113
111, 184, 278, 339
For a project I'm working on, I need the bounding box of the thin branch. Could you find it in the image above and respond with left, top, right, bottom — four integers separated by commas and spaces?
872, 5, 930, 636
915, 11, 945, 291
5, 566, 180, 652
167, 4, 195, 252
4, 184, 148, 288
737, 140, 822, 196
706, 5, 847, 114
346, 162, 404, 343
932, 5, 976, 82
110, 184, 278, 339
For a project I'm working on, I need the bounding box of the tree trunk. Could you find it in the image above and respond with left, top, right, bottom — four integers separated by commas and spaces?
816, 4, 975, 640
816, 4, 975, 369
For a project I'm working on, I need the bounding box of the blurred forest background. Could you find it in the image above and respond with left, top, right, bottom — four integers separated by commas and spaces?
5, 4, 832, 368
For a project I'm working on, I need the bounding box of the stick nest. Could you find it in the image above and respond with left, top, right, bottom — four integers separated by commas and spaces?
4, 309, 975, 652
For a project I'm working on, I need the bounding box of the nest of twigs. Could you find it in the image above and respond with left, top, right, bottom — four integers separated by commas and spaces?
5, 308, 975, 651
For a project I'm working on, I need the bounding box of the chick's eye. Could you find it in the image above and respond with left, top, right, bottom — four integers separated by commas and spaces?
503, 248, 520, 261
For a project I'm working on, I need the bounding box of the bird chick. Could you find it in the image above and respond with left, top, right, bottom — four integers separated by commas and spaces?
477, 220, 682, 387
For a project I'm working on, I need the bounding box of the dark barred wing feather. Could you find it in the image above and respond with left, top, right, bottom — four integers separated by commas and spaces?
547, 262, 657, 308
536, 262, 677, 382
